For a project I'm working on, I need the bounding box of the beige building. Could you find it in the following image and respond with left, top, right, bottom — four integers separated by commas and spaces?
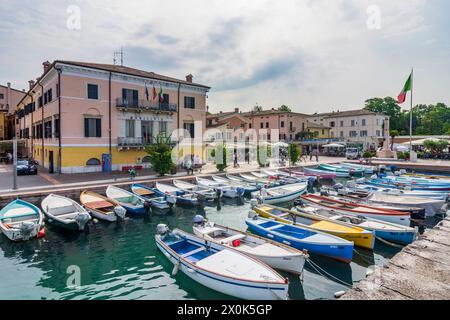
15, 60, 210, 173
308, 109, 387, 147
0, 83, 25, 140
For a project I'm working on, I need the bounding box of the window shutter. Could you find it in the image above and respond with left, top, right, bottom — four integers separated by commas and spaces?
122, 88, 127, 99
133, 90, 138, 104
84, 118, 89, 137
96, 119, 102, 137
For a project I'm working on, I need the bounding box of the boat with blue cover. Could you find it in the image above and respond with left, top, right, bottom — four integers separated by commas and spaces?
0, 199, 44, 241
106, 185, 148, 215
156, 182, 200, 206
131, 184, 175, 210
245, 213, 354, 263
196, 177, 245, 198
155, 225, 289, 300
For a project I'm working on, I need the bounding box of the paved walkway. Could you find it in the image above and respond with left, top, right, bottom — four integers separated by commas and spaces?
341, 215, 450, 300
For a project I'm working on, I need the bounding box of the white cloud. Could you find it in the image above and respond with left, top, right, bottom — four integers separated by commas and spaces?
0, 0, 448, 112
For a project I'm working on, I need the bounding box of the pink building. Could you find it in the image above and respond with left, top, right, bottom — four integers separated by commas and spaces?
16, 61, 210, 173
0, 83, 25, 140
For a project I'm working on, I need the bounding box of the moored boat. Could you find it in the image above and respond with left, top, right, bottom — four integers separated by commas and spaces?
156, 182, 200, 206
196, 177, 245, 198
173, 180, 219, 201
245, 213, 354, 263
300, 194, 411, 226
319, 163, 364, 176
304, 167, 343, 178
192, 215, 308, 274
251, 183, 308, 204
131, 184, 174, 210
106, 185, 148, 215
253, 204, 375, 250
293, 203, 417, 245
41, 194, 91, 231
341, 163, 376, 174
211, 175, 259, 195
0, 199, 44, 241
155, 225, 289, 300
80, 191, 126, 222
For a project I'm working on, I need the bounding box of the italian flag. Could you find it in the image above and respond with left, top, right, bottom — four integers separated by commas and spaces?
159, 86, 164, 103
397, 72, 412, 104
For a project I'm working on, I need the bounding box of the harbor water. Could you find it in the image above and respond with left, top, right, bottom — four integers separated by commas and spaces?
0, 179, 440, 300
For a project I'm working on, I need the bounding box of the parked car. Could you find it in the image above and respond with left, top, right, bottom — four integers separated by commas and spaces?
345, 148, 360, 160
17, 159, 38, 175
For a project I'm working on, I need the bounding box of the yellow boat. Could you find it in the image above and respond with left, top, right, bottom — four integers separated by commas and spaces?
253, 205, 375, 250
404, 173, 450, 180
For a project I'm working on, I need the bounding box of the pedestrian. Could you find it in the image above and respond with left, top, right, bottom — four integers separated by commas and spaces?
185, 156, 193, 175
309, 149, 313, 161
233, 151, 239, 168
6, 152, 12, 164
315, 149, 319, 162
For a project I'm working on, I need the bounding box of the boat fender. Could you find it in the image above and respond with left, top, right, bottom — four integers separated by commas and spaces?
114, 206, 127, 219
232, 239, 241, 247
92, 219, 99, 224
37, 228, 46, 238
248, 210, 258, 220
334, 291, 346, 298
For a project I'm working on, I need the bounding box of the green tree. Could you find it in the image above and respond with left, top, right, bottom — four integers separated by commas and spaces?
390, 130, 399, 150
278, 105, 291, 112
214, 143, 228, 172
288, 143, 300, 165
365, 97, 402, 130
253, 104, 263, 112
144, 134, 176, 176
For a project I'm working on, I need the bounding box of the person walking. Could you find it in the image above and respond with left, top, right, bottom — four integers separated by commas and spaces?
185, 156, 193, 175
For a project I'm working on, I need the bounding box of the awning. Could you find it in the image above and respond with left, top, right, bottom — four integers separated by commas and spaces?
323, 143, 346, 148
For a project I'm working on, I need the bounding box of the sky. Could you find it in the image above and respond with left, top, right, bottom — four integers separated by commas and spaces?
0, 0, 449, 114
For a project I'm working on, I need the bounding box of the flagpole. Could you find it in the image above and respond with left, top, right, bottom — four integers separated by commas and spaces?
409, 68, 414, 153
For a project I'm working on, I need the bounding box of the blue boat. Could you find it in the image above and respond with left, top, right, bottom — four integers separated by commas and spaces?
156, 182, 200, 206
245, 214, 354, 263
131, 184, 175, 210
106, 185, 148, 215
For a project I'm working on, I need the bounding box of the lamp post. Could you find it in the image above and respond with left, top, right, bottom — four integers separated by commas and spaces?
13, 137, 17, 190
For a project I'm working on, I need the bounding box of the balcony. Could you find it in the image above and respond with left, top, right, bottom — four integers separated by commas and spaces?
118, 137, 144, 149
289, 127, 297, 133
116, 98, 177, 113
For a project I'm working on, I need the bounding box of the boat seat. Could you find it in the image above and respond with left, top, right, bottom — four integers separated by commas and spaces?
134, 189, 154, 196
48, 205, 77, 216
181, 247, 206, 259
220, 234, 246, 245
86, 201, 114, 210
267, 224, 284, 231
54, 212, 81, 220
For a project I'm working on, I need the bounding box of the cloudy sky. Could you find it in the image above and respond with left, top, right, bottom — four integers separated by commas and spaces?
0, 0, 449, 114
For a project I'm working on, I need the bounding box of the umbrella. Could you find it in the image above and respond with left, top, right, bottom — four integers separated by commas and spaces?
323, 143, 346, 148
273, 142, 289, 147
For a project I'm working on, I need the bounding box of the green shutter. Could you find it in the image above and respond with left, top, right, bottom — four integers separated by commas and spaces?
96, 119, 102, 137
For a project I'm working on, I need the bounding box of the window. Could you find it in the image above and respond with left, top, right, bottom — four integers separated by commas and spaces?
290, 122, 293, 130
54, 118, 60, 138
125, 120, 135, 138
87, 84, 99, 100
84, 118, 101, 137
249, 123, 252, 129
86, 158, 101, 166
44, 91, 48, 105
330, 121, 335, 128
184, 96, 195, 109
360, 130, 368, 137
260, 123, 264, 129
351, 120, 355, 127
47, 89, 52, 102
0, 94, 4, 99
159, 121, 168, 136
56, 84, 60, 98
349, 131, 358, 137
362, 119, 366, 126
122, 88, 139, 106
376, 130, 381, 137
266, 122, 269, 128
340, 120, 344, 127
44, 120, 52, 138
38, 96, 43, 108
322, 130, 325, 135
183, 122, 194, 138
281, 121, 285, 128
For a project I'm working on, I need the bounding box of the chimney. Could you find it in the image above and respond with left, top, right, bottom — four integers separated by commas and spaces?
7, 82, 11, 88
43, 61, 51, 73
28, 80, 35, 90
206, 105, 209, 113
185, 74, 193, 83
234, 107, 239, 113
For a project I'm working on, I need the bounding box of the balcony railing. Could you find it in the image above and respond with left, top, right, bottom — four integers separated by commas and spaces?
118, 137, 144, 148
116, 98, 177, 112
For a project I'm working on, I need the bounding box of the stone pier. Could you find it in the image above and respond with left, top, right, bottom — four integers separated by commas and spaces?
341, 216, 450, 300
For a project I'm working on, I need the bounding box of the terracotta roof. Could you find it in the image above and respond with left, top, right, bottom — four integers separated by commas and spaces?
57, 60, 210, 89
0, 84, 26, 94
242, 109, 309, 117
311, 109, 383, 118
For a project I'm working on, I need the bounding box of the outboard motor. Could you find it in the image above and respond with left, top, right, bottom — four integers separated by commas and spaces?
294, 199, 304, 207
248, 210, 258, 220
20, 221, 36, 241
236, 187, 245, 197
193, 215, 205, 227
156, 224, 170, 236
75, 212, 91, 231
165, 195, 177, 206
333, 183, 344, 190
114, 206, 127, 220
320, 190, 329, 197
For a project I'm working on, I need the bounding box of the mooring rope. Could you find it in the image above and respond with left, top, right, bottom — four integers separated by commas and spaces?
306, 259, 353, 288
374, 236, 405, 248
352, 249, 375, 264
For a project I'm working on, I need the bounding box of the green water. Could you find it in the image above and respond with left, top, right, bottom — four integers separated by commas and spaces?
0, 192, 410, 300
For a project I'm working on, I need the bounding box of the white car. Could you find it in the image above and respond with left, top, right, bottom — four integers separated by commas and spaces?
346, 148, 360, 160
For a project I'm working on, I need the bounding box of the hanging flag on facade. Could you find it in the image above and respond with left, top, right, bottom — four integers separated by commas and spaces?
152, 84, 157, 101
145, 84, 149, 101
397, 72, 412, 104
159, 86, 164, 103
